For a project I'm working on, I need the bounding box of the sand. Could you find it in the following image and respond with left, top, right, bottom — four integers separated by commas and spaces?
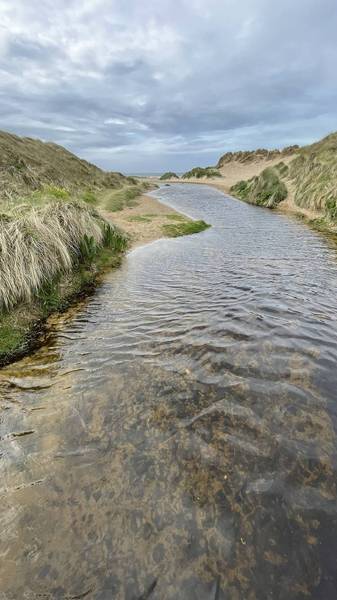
103, 193, 190, 249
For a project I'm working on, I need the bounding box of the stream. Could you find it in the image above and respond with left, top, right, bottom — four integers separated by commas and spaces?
0, 184, 337, 599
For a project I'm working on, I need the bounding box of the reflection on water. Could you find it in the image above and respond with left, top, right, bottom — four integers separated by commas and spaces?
1, 184, 337, 599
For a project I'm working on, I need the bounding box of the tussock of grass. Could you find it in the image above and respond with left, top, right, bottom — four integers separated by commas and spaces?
162, 220, 210, 237
231, 167, 288, 208
0, 200, 127, 311
0, 200, 128, 363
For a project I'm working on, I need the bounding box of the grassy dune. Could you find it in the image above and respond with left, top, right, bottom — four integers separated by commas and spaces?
0, 200, 126, 311
0, 131, 155, 364
231, 165, 288, 208
182, 167, 221, 179
0, 195, 128, 363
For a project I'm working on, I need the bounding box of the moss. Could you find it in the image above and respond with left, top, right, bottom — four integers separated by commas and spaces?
82, 190, 98, 205
162, 219, 210, 237
0, 321, 28, 356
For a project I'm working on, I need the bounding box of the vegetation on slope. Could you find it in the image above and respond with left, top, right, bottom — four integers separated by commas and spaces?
217, 146, 299, 168
160, 172, 179, 180
0, 129, 211, 365
230, 166, 288, 208
102, 182, 152, 212
218, 132, 337, 220
182, 167, 221, 179
0, 130, 135, 201
0, 198, 128, 364
0, 129, 144, 365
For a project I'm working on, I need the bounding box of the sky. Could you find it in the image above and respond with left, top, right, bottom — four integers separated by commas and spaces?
0, 1, 336, 173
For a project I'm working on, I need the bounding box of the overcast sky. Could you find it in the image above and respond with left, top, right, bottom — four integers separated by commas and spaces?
0, 1, 336, 173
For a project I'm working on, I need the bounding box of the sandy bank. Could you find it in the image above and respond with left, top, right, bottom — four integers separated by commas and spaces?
103, 193, 191, 248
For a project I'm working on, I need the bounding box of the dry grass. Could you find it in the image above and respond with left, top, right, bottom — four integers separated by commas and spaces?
0, 200, 125, 310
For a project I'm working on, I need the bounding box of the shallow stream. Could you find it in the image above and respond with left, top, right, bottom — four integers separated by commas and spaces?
1, 184, 337, 599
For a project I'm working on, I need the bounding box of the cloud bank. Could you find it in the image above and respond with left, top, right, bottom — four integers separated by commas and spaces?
0, 0, 336, 171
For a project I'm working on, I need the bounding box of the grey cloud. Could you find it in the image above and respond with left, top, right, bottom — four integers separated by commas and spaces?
0, 0, 336, 171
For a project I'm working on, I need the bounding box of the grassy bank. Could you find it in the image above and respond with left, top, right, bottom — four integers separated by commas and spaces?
0, 178, 212, 366
0, 196, 128, 366
162, 219, 210, 237
230, 165, 288, 208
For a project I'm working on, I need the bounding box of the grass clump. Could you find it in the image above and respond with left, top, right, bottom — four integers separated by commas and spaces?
231, 167, 288, 208
0, 201, 127, 312
162, 219, 210, 237
103, 182, 151, 212
182, 167, 221, 179
0, 200, 128, 364
160, 172, 179, 180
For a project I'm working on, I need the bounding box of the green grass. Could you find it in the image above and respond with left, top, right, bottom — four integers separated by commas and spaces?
160, 172, 179, 180
103, 182, 151, 212
0, 320, 28, 356
164, 213, 186, 221
0, 196, 128, 365
231, 167, 288, 208
162, 220, 210, 237
182, 167, 221, 179
0, 238, 127, 365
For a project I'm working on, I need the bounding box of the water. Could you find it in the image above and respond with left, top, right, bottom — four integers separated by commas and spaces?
1, 184, 337, 599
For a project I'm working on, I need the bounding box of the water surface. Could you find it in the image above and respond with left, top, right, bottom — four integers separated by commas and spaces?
1, 184, 337, 599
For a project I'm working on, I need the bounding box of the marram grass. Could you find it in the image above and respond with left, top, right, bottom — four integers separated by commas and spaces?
0, 200, 127, 311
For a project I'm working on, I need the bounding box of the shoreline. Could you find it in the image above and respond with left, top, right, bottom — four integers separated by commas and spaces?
103, 191, 192, 249
0, 191, 205, 369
